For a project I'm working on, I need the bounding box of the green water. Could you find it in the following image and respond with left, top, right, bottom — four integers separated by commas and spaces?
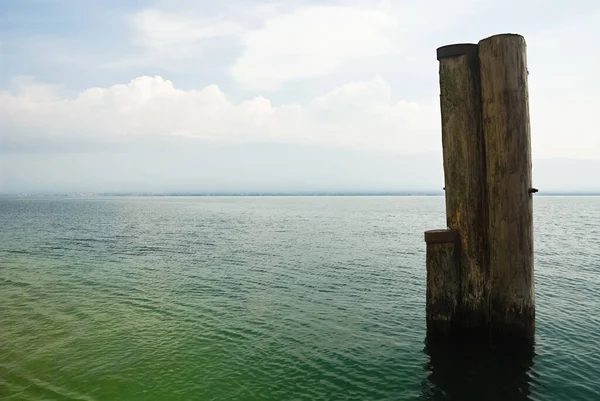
1, 196, 599, 400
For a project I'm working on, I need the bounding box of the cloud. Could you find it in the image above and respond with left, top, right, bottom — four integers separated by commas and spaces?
0, 75, 440, 154
132, 9, 242, 56
2, 72, 598, 160
125, 4, 399, 89
231, 5, 397, 90
124, 1, 481, 89
122, 1, 487, 89
109, 8, 244, 69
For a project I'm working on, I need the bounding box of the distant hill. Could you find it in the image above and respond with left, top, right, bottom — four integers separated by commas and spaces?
532, 158, 600, 194
0, 141, 598, 194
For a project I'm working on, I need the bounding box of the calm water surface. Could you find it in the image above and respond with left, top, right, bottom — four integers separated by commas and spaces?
1, 196, 599, 400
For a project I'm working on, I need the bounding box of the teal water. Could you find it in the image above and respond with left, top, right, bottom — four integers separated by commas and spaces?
1, 196, 599, 400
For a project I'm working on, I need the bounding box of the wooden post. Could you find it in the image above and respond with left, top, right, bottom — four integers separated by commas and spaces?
425, 229, 460, 337
437, 44, 489, 332
478, 34, 535, 340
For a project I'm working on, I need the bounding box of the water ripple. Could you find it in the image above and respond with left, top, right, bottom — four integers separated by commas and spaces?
0, 196, 599, 400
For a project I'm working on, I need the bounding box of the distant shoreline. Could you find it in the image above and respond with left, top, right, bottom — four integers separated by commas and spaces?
2, 192, 600, 198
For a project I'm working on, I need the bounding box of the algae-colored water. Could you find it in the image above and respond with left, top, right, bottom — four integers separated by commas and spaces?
1, 196, 599, 400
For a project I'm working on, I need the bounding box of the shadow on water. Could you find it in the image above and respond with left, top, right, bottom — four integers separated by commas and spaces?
420, 336, 537, 401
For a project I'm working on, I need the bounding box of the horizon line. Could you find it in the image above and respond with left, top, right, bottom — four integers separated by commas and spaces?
2, 191, 600, 197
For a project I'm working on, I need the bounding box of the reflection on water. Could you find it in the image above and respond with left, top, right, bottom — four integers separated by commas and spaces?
422, 337, 536, 401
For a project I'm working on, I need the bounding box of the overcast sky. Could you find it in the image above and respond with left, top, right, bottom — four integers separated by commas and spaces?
1, 0, 599, 193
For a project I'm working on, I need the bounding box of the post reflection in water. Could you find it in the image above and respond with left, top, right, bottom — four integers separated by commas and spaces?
421, 337, 537, 401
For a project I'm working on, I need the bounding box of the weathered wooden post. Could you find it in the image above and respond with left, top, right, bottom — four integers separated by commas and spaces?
425, 33, 535, 342
479, 34, 535, 340
436, 44, 489, 333
425, 229, 460, 337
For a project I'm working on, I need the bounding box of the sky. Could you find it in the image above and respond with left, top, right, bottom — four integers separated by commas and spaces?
1, 0, 599, 193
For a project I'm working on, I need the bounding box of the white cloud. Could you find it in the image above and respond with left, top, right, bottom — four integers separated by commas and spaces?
124, 2, 483, 88
0, 75, 439, 154
130, 9, 242, 59
2, 73, 598, 160
231, 5, 397, 90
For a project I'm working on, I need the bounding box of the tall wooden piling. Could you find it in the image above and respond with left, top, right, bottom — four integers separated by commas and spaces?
436, 44, 489, 332
479, 34, 535, 339
425, 229, 460, 337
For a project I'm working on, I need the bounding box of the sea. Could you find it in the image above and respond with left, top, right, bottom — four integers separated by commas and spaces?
1, 196, 599, 401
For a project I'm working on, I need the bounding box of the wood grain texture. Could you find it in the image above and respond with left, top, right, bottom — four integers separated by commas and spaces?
425, 229, 460, 336
479, 34, 535, 339
438, 45, 489, 332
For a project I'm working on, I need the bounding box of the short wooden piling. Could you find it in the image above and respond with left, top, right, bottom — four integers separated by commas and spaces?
437, 44, 489, 332
479, 34, 535, 339
425, 229, 460, 337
